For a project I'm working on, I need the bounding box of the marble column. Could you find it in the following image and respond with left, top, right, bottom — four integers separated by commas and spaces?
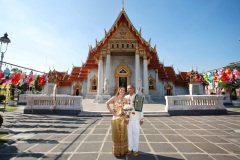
135, 53, 140, 91
70, 84, 73, 95
86, 69, 90, 92
143, 57, 149, 95
155, 69, 159, 92
105, 53, 111, 94
97, 57, 103, 95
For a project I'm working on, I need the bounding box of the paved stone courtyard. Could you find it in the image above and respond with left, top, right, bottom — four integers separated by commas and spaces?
0, 102, 240, 160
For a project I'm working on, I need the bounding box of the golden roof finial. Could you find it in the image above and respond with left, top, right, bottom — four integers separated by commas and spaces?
122, 0, 124, 11
139, 27, 142, 37
104, 28, 107, 36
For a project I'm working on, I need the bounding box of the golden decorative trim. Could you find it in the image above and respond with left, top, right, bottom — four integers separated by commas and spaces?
149, 74, 156, 92
114, 61, 131, 93
73, 83, 82, 96
164, 83, 173, 95
90, 75, 98, 92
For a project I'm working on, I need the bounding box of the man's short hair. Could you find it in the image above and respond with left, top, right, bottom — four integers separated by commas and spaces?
127, 85, 134, 89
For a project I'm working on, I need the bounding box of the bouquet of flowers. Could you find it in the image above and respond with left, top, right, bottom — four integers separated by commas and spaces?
123, 104, 133, 120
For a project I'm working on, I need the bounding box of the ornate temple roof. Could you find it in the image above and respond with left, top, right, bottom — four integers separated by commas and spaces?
175, 71, 188, 86
164, 66, 177, 81
50, 8, 187, 86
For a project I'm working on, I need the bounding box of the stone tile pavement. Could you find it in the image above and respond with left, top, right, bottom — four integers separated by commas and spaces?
0, 103, 240, 159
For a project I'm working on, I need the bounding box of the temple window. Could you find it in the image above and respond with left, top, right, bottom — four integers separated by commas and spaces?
122, 44, 124, 48
112, 44, 114, 48
148, 75, 155, 91
90, 75, 98, 92
164, 83, 172, 95
132, 43, 134, 48
126, 44, 129, 48
117, 44, 119, 48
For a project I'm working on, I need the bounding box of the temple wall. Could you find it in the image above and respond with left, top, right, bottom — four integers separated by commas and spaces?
157, 80, 164, 97
175, 86, 189, 95
82, 79, 87, 96
58, 86, 71, 95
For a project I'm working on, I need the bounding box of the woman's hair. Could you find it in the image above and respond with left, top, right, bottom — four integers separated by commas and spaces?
115, 87, 125, 96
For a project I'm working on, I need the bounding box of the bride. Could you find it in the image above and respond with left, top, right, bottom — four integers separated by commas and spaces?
106, 87, 128, 156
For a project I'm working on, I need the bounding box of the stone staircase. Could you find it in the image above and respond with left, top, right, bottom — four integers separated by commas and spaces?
84, 92, 97, 99
149, 93, 165, 103
78, 111, 170, 117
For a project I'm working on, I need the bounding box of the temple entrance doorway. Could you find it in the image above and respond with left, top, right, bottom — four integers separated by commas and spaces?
119, 77, 127, 89
73, 83, 82, 96
76, 89, 79, 96
114, 61, 131, 93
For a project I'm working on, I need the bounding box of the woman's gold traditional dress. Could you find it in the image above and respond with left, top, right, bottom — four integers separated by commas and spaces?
111, 100, 128, 156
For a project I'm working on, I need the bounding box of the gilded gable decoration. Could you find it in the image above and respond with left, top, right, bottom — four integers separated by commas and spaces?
112, 23, 135, 40
114, 60, 131, 77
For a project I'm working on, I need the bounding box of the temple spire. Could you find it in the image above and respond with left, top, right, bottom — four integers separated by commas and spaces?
122, 0, 124, 11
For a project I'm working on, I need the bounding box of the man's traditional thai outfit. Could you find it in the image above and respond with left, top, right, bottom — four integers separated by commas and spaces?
125, 94, 144, 152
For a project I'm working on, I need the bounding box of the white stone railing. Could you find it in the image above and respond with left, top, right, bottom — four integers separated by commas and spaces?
165, 95, 226, 113
25, 95, 83, 111
18, 94, 29, 104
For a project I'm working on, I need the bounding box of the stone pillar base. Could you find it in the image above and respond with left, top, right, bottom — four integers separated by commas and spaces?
143, 94, 154, 103
137, 93, 153, 104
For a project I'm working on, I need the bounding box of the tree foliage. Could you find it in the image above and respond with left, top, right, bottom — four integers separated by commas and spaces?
220, 80, 240, 100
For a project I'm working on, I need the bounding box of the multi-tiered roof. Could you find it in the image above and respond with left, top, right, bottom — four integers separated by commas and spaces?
49, 9, 188, 86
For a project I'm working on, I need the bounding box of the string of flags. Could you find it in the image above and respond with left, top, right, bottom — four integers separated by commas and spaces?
0, 66, 49, 87
195, 68, 240, 84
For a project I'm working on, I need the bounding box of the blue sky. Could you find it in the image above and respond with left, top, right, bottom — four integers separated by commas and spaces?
0, 0, 239, 75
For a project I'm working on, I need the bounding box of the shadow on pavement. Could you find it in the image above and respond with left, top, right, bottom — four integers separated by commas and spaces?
227, 110, 240, 115
0, 145, 45, 160
43, 119, 100, 160
127, 152, 183, 160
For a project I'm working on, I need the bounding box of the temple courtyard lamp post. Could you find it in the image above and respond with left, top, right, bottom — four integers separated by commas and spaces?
0, 33, 11, 70
0, 33, 11, 107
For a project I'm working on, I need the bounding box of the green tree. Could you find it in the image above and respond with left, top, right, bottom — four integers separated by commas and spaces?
17, 83, 28, 94
34, 75, 42, 92
220, 80, 240, 100
11, 68, 20, 73
224, 62, 240, 71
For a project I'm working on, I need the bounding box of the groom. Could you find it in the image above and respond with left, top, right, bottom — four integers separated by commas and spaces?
125, 85, 143, 156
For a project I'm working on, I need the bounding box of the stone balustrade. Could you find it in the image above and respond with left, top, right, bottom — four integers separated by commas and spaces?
18, 94, 29, 105
18, 91, 33, 105
165, 95, 227, 115
24, 95, 83, 115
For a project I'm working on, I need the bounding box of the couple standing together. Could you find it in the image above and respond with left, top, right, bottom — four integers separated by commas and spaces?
106, 85, 144, 157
